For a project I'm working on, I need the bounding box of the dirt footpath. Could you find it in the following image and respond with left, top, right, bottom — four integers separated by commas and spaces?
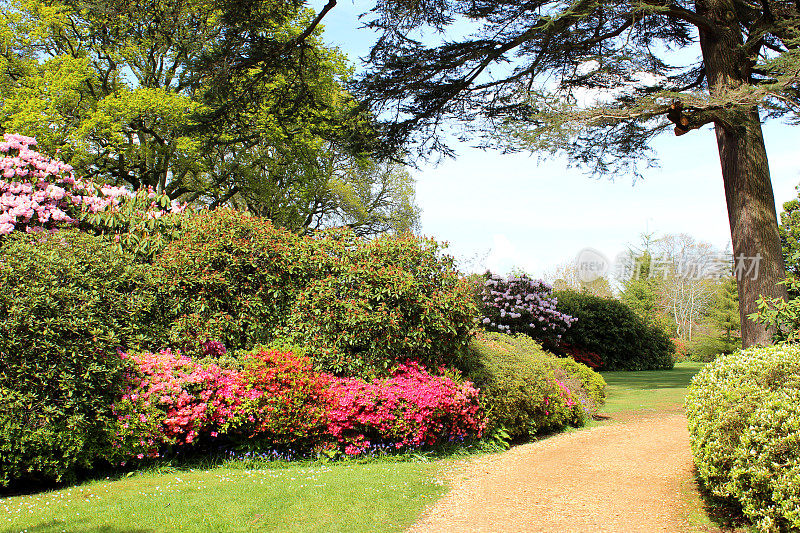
409, 411, 705, 533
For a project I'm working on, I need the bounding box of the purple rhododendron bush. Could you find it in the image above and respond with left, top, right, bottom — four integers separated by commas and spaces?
476, 272, 576, 345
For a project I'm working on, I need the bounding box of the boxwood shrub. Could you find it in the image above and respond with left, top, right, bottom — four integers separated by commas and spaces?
464, 332, 605, 439
0, 231, 160, 487
685, 345, 800, 532
554, 290, 674, 370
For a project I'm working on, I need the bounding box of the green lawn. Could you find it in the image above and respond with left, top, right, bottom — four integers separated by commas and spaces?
1, 461, 448, 533
600, 361, 705, 413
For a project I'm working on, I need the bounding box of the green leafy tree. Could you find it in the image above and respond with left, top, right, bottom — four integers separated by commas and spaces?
1, 0, 417, 235
206, 143, 420, 235
711, 275, 742, 347
619, 249, 673, 334
344, 0, 800, 347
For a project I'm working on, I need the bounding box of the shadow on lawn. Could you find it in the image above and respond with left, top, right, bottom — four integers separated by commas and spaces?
690, 471, 750, 533
2, 521, 152, 533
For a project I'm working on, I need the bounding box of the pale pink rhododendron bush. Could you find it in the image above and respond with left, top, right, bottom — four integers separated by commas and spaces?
0, 134, 184, 255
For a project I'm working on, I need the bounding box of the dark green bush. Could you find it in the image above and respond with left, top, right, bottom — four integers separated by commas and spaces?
155, 208, 320, 356
0, 231, 160, 487
284, 230, 476, 374
554, 290, 675, 370
686, 346, 800, 531
155, 211, 476, 375
464, 332, 604, 439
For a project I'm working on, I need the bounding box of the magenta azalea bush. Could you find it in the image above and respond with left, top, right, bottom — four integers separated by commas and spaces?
110, 348, 485, 461
324, 362, 485, 455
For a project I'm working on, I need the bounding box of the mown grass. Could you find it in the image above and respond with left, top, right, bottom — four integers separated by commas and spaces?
600, 361, 705, 413
1, 460, 450, 533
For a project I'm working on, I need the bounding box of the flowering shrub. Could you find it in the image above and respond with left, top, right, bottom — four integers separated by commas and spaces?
686, 346, 800, 532
156, 213, 476, 373
477, 272, 575, 346
464, 332, 602, 439
0, 134, 77, 234
671, 337, 691, 362
549, 356, 606, 411
223, 349, 329, 447
111, 350, 244, 461
324, 362, 485, 455
0, 133, 185, 259
558, 343, 603, 370
110, 348, 485, 462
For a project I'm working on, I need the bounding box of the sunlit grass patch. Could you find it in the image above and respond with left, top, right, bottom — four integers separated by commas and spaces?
2, 461, 447, 533
600, 361, 705, 413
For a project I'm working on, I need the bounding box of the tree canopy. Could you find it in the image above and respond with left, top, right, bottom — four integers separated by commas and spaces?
0, 0, 417, 235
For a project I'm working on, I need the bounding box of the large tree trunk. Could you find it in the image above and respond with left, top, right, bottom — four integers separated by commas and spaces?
696, 0, 789, 347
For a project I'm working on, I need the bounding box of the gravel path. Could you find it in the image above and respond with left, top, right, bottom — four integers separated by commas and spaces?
409, 410, 705, 532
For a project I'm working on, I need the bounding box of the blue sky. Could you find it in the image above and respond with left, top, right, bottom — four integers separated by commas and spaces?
312, 1, 800, 276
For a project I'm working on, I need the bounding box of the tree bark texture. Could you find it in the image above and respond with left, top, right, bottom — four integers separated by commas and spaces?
696, 0, 789, 347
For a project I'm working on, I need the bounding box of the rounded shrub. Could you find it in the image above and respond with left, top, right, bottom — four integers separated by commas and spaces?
549, 356, 606, 410
554, 290, 675, 370
284, 230, 476, 374
0, 230, 161, 487
154, 208, 319, 356
475, 272, 575, 344
685, 345, 800, 532
464, 332, 604, 439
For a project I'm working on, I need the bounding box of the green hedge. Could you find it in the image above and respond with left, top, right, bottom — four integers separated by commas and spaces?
0, 231, 160, 487
554, 290, 675, 370
155, 210, 475, 374
685, 345, 800, 531
285, 230, 476, 374
464, 332, 605, 439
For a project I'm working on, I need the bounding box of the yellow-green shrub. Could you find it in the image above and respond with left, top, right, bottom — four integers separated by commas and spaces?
685, 345, 800, 531
465, 332, 605, 439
